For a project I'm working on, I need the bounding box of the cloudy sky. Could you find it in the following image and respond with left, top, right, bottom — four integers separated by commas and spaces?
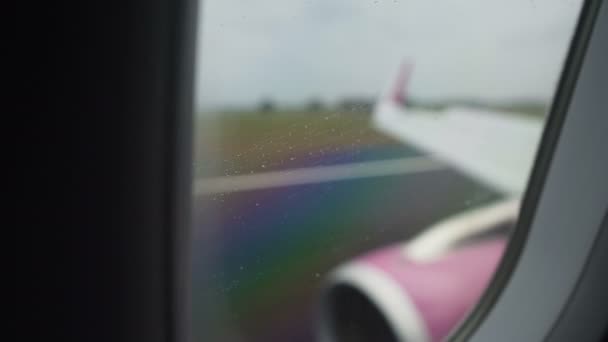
195, 0, 582, 111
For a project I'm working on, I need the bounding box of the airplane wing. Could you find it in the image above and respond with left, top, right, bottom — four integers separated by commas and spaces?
372, 61, 544, 195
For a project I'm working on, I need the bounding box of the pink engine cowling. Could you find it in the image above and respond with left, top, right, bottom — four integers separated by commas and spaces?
317, 238, 506, 342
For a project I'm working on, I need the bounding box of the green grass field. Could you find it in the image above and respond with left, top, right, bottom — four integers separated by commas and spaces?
193, 110, 400, 178
192, 103, 547, 179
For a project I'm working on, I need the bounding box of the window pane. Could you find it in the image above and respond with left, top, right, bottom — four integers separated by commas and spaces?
191, 1, 582, 341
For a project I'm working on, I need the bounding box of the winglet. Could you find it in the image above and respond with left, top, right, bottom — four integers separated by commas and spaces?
388, 60, 414, 107
372, 59, 414, 135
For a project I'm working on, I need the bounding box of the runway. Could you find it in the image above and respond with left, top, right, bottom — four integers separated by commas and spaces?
191, 141, 502, 342
194, 156, 446, 195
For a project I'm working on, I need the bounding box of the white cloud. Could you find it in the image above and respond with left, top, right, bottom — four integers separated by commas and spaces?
195, 0, 582, 110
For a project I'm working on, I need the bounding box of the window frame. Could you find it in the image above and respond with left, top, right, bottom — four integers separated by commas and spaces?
451, 1, 608, 340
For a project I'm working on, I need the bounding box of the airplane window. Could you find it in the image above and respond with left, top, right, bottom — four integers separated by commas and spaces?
191, 1, 582, 341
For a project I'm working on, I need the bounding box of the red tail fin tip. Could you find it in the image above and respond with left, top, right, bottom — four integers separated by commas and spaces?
391, 60, 413, 106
